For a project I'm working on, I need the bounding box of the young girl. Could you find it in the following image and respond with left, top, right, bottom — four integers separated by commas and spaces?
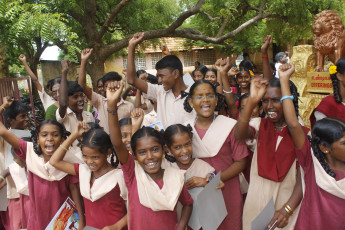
183, 79, 249, 230
236, 68, 307, 229
119, 118, 133, 153
0, 120, 85, 230
310, 57, 345, 126
276, 63, 345, 229
49, 122, 128, 229
107, 80, 193, 230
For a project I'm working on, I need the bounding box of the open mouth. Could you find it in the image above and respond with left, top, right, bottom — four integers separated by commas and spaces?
267, 111, 278, 119
45, 143, 55, 153
179, 154, 191, 162
77, 103, 84, 110
201, 104, 211, 111
145, 161, 158, 169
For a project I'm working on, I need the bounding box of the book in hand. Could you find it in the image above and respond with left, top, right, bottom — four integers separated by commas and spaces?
147, 121, 164, 132
45, 197, 80, 230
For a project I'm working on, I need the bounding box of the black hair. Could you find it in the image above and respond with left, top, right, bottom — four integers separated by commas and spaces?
102, 72, 122, 85
330, 57, 345, 103
267, 78, 299, 117
205, 68, 217, 76
195, 61, 201, 66
183, 79, 225, 113
46, 79, 54, 91
136, 70, 147, 77
311, 117, 345, 178
243, 52, 249, 58
163, 124, 193, 163
130, 126, 165, 156
275, 52, 285, 63
192, 65, 208, 78
96, 77, 103, 85
119, 118, 132, 128
4, 101, 30, 125
46, 77, 61, 91
239, 60, 254, 73
79, 122, 119, 168
31, 120, 70, 156
67, 81, 83, 96
155, 55, 183, 77
239, 93, 265, 118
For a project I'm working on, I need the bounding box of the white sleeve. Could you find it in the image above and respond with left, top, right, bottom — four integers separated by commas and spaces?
314, 111, 326, 121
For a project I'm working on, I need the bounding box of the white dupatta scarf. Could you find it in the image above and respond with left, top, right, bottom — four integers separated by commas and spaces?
135, 161, 185, 211
26, 142, 67, 181
8, 163, 29, 195
79, 164, 127, 202
187, 115, 236, 158
312, 152, 345, 199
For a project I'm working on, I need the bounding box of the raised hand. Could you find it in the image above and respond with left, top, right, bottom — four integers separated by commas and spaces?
106, 80, 124, 107
61, 60, 70, 71
249, 78, 268, 103
74, 122, 90, 139
18, 54, 26, 62
261, 35, 273, 54
2, 96, 14, 109
129, 32, 144, 47
81, 48, 93, 61
131, 108, 144, 131
278, 63, 295, 81
228, 66, 240, 77
215, 57, 231, 73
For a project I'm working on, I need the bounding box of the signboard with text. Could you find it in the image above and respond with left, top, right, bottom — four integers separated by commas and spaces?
307, 72, 333, 94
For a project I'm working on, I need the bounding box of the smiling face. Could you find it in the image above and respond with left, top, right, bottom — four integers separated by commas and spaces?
68, 91, 85, 114
156, 68, 177, 91
120, 124, 132, 153
134, 136, 164, 178
205, 70, 217, 85
37, 123, 63, 160
188, 83, 217, 119
236, 71, 251, 90
82, 146, 109, 173
168, 132, 193, 168
192, 71, 204, 82
262, 86, 284, 124
9, 111, 29, 130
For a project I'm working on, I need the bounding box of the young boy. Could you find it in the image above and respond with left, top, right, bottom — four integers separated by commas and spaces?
56, 60, 94, 162
0, 97, 30, 230
126, 33, 196, 128
78, 48, 134, 133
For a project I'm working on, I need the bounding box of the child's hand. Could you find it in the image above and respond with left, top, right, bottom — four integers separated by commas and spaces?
185, 176, 208, 190
2, 96, 14, 109
261, 35, 273, 53
131, 108, 144, 128
249, 78, 268, 103
74, 122, 90, 139
81, 48, 93, 61
106, 80, 124, 107
228, 66, 240, 77
216, 180, 225, 189
267, 208, 290, 229
215, 57, 231, 74
278, 63, 295, 81
129, 32, 144, 47
18, 54, 26, 62
61, 60, 70, 70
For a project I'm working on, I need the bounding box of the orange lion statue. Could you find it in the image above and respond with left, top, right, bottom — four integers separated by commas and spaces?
313, 10, 345, 72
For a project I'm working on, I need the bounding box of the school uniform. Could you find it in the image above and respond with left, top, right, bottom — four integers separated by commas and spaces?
73, 164, 127, 229
14, 139, 79, 230
38, 91, 55, 111
186, 115, 249, 230
91, 91, 134, 133
294, 137, 345, 229
146, 83, 196, 128
122, 154, 193, 230
242, 118, 309, 230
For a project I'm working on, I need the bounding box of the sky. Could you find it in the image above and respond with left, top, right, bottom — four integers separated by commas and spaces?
40, 45, 60, 60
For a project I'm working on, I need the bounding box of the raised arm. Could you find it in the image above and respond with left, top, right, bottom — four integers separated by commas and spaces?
0, 121, 20, 150
127, 32, 148, 93
49, 122, 90, 175
107, 80, 130, 164
0, 96, 14, 115
78, 48, 93, 100
58, 60, 70, 118
131, 108, 144, 134
19, 54, 42, 92
261, 35, 274, 81
279, 63, 305, 149
235, 78, 268, 141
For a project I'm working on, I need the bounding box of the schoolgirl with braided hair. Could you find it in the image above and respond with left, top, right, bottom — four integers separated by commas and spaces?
50, 121, 127, 229
0, 119, 85, 229
310, 57, 345, 127
183, 79, 249, 230
275, 63, 345, 229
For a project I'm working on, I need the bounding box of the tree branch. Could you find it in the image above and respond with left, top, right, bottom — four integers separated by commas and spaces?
200, 11, 221, 21
97, 0, 131, 41
216, 14, 231, 38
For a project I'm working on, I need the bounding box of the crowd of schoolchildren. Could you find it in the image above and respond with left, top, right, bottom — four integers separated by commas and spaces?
0, 33, 344, 230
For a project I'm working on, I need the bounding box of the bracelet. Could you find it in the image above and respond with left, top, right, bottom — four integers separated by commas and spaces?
0, 105, 6, 111
0, 176, 5, 182
280, 95, 294, 103
60, 145, 68, 151
283, 203, 293, 215
262, 56, 268, 59
107, 108, 118, 115
223, 88, 232, 94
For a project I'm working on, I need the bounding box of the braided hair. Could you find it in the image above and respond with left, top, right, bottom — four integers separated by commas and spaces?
330, 57, 345, 103
78, 122, 119, 168
163, 124, 193, 163
31, 120, 70, 156
183, 79, 225, 113
311, 117, 345, 178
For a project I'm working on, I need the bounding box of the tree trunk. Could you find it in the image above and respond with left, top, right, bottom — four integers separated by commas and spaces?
0, 46, 10, 79
87, 58, 106, 91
